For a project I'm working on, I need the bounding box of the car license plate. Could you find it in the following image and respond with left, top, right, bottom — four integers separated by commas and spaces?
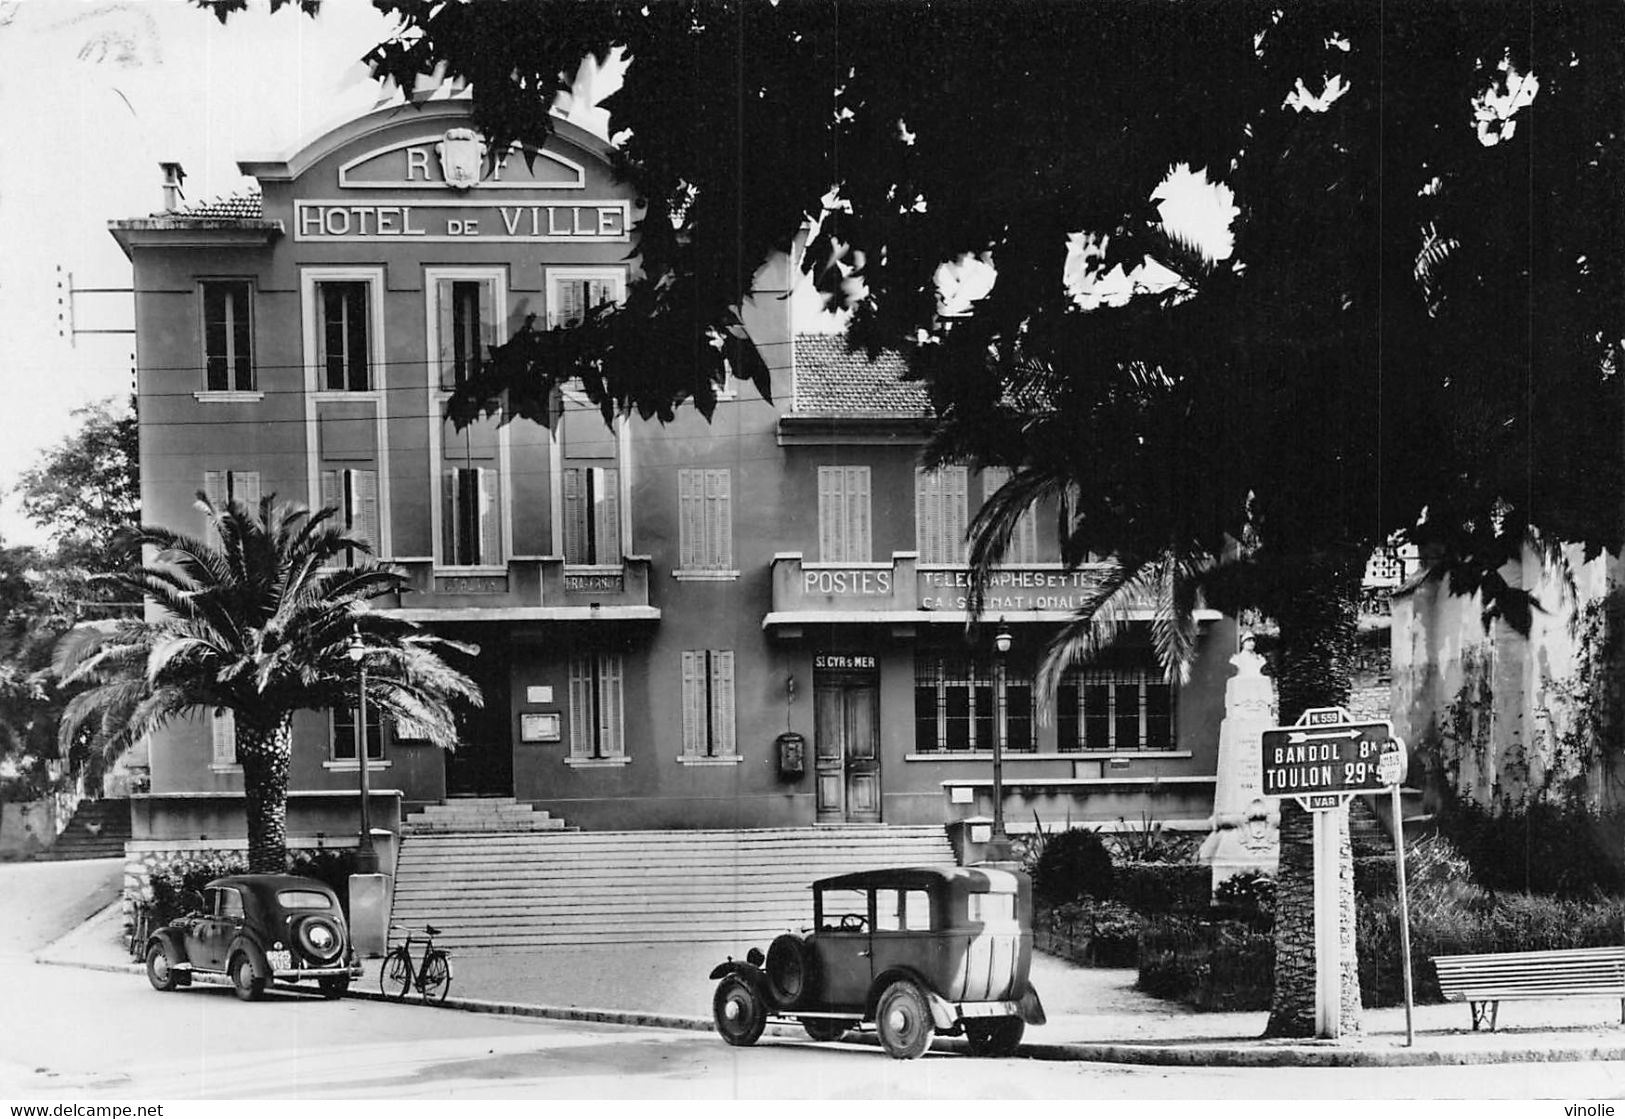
267, 949, 293, 971
957, 1001, 1019, 1019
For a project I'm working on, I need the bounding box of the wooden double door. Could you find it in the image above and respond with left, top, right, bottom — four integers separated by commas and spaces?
814, 672, 881, 823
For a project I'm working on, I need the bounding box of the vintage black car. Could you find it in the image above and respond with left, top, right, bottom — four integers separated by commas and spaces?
144, 874, 362, 1001
710, 865, 1046, 1059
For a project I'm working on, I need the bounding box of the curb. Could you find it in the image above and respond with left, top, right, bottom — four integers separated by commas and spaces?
32, 954, 1625, 1068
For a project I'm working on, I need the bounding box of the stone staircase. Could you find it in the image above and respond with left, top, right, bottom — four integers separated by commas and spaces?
1349, 796, 1394, 856
36, 799, 131, 861
404, 796, 571, 833
388, 821, 956, 953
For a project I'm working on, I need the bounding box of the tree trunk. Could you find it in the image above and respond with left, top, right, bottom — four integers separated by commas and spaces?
235, 712, 293, 875
1263, 550, 1364, 1038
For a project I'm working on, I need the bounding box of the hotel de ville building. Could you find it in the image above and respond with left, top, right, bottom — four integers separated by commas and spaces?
110, 97, 1238, 868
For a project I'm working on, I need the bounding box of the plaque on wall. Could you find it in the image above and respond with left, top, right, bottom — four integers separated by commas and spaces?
564, 572, 624, 592
520, 712, 561, 743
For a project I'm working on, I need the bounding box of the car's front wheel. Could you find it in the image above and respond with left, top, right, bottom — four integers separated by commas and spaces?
318, 975, 350, 999
964, 1015, 1025, 1057
229, 952, 266, 1002
145, 942, 182, 992
713, 975, 767, 1047
875, 979, 934, 1060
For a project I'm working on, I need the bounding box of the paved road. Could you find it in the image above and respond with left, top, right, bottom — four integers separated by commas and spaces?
4, 960, 1624, 1100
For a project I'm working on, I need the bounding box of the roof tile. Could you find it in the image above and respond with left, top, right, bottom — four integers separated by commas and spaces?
793, 333, 931, 418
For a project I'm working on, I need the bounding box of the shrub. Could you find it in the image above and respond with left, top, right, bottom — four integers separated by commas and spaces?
1047, 898, 1145, 966
1103, 815, 1201, 864
1357, 890, 1625, 1006
1137, 916, 1274, 1010
1211, 870, 1275, 929
1436, 797, 1625, 897
140, 847, 359, 927
1033, 827, 1114, 905
1109, 861, 1211, 916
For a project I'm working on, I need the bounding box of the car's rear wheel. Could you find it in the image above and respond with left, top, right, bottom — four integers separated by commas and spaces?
713, 975, 767, 1047
875, 979, 934, 1060
229, 951, 265, 1002
318, 975, 350, 999
801, 1017, 856, 1042
145, 942, 181, 992
964, 1016, 1025, 1057
765, 933, 815, 1008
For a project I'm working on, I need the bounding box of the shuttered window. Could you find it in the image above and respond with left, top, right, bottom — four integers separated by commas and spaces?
317, 281, 370, 391
681, 650, 737, 757
564, 466, 620, 565
569, 653, 625, 759
817, 466, 871, 562
678, 468, 733, 571
202, 281, 253, 392
915, 467, 969, 564
434, 277, 499, 388
211, 711, 237, 767
202, 470, 260, 542
1057, 665, 1174, 752
320, 468, 380, 565
442, 466, 501, 566
980, 467, 1040, 564
550, 277, 617, 328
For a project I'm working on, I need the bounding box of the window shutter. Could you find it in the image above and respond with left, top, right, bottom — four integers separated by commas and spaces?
702, 470, 722, 568
681, 650, 704, 756
712, 469, 732, 569
596, 468, 620, 562
203, 470, 227, 510
556, 280, 585, 328
600, 654, 624, 756
711, 650, 736, 756
568, 657, 592, 757
320, 470, 341, 521
436, 279, 457, 386
817, 467, 839, 562
848, 467, 871, 562
477, 467, 501, 565
587, 279, 613, 317
351, 469, 379, 551
211, 710, 237, 766
563, 468, 586, 563
478, 278, 499, 370
945, 467, 968, 564
234, 471, 262, 515
441, 468, 460, 564
678, 470, 699, 569
915, 469, 936, 563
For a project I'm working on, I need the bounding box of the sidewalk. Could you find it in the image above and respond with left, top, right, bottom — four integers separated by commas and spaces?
36, 900, 1625, 1067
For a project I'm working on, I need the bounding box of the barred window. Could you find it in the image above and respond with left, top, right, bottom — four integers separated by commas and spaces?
913, 654, 1034, 753
1056, 666, 1174, 751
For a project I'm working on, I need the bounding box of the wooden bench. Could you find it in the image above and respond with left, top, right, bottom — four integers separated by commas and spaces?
1431, 945, 1625, 1031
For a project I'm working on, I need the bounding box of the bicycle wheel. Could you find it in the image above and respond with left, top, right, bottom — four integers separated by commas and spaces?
420, 950, 452, 1004
380, 947, 413, 1000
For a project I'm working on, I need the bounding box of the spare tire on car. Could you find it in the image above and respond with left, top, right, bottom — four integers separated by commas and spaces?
765, 933, 817, 1008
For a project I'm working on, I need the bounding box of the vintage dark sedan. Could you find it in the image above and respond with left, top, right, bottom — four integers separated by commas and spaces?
710, 865, 1046, 1059
144, 874, 362, 1001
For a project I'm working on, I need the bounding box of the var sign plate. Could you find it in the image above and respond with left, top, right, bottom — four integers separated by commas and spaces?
1261, 706, 1396, 798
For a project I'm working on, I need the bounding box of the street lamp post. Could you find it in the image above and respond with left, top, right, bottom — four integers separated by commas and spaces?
992, 618, 1013, 842
347, 629, 379, 874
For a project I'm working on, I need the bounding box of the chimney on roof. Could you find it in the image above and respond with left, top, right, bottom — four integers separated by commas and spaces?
159, 162, 186, 212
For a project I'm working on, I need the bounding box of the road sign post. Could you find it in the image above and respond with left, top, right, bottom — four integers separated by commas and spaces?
1261, 706, 1398, 1039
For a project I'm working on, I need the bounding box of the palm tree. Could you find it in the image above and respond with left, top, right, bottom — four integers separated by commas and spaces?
55, 496, 481, 873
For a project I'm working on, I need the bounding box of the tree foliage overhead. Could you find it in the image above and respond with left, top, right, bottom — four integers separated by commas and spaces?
338, 0, 1624, 612
16, 395, 140, 571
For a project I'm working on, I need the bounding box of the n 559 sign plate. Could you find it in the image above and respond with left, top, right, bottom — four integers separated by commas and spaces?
1260, 711, 1396, 797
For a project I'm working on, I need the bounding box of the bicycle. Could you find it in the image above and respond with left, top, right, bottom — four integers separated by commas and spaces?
380, 923, 453, 1003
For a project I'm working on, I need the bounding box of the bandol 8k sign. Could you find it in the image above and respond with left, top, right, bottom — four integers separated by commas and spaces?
1260, 706, 1403, 810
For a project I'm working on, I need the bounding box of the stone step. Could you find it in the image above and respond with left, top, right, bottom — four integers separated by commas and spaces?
386, 825, 957, 949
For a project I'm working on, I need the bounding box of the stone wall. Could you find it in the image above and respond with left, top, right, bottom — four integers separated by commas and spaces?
1391, 544, 1622, 811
